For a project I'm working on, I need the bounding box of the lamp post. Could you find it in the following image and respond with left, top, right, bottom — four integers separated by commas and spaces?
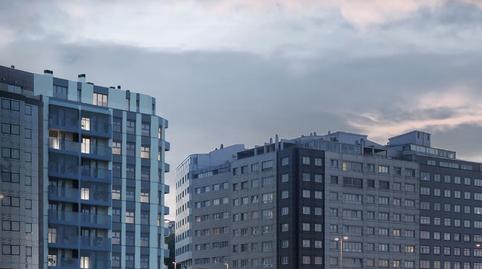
334, 236, 348, 269
224, 263, 229, 269
172, 261, 177, 269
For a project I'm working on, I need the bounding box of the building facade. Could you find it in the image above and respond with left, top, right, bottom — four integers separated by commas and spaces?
0, 65, 170, 269
176, 130, 482, 269
389, 131, 482, 269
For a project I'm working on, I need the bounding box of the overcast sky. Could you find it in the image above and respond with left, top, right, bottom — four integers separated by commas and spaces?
2, 0, 482, 220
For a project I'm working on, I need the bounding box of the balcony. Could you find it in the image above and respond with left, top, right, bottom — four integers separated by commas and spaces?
81, 122, 111, 138
48, 210, 79, 226
164, 140, 170, 151
80, 192, 111, 207
81, 145, 111, 161
164, 163, 170, 173
48, 258, 79, 269
48, 164, 79, 180
80, 237, 111, 252
80, 167, 111, 183
49, 117, 79, 133
48, 185, 80, 203
49, 138, 80, 155
80, 213, 111, 229
48, 235, 79, 250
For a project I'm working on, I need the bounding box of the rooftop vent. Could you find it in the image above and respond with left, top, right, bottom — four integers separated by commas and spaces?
10, 65, 15, 69
44, 69, 53, 75
78, 74, 86, 83
117, 85, 121, 90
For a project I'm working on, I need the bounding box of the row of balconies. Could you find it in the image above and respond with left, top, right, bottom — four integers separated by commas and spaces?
48, 236, 111, 251
48, 185, 111, 206
48, 164, 111, 183
48, 210, 111, 229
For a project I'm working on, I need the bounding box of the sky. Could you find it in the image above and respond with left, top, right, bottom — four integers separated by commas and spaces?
2, 0, 482, 220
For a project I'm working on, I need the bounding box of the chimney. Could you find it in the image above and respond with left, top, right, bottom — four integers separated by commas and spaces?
44, 69, 53, 76
78, 74, 86, 83
10, 65, 15, 69
117, 85, 121, 90
220, 144, 224, 149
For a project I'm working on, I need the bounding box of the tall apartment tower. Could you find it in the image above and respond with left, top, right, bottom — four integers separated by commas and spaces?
175, 132, 420, 269
389, 131, 482, 269
0, 65, 170, 269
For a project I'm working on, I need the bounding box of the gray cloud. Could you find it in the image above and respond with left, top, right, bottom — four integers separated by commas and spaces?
2, 0, 482, 219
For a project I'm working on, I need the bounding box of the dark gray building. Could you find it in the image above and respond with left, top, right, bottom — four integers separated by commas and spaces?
0, 65, 170, 269
389, 131, 482, 269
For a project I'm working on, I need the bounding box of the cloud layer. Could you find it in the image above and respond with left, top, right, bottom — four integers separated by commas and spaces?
1, 0, 482, 219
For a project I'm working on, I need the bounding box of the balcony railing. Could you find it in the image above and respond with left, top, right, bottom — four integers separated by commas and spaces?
48, 210, 79, 226
48, 185, 80, 203
81, 191, 111, 206
80, 236, 111, 251
80, 167, 111, 183
82, 122, 111, 137
48, 164, 79, 180
81, 145, 111, 160
80, 213, 111, 228
49, 138, 80, 153
48, 257, 79, 269
48, 234, 79, 249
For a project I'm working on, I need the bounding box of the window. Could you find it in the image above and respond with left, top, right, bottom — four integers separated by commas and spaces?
93, 92, 108, 106
140, 192, 149, 203
113, 118, 122, 132
81, 138, 90, 154
126, 210, 135, 224
48, 228, 57, 243
53, 85, 68, 99
302, 156, 310, 165
126, 120, 136, 134
2, 244, 20, 256
378, 165, 389, 174
314, 158, 323, 166
140, 146, 150, 159
112, 141, 121, 155
112, 189, 121, 200
281, 157, 289, 166
141, 122, 150, 136
81, 117, 90, 131
81, 188, 90, 200
80, 256, 90, 269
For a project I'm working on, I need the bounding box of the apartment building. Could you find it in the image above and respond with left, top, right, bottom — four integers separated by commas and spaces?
389, 131, 482, 269
176, 130, 482, 269
0, 65, 170, 269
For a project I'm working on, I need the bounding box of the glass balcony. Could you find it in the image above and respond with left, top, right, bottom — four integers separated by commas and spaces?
49, 138, 80, 154
80, 237, 111, 251
80, 191, 111, 207
48, 234, 79, 250
48, 185, 80, 203
81, 144, 111, 160
48, 117, 79, 133
80, 213, 111, 229
80, 167, 111, 183
48, 164, 79, 180
48, 258, 79, 269
48, 210, 79, 226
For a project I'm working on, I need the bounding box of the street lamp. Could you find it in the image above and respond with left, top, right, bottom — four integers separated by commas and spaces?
334, 236, 349, 269
172, 261, 177, 269
0, 193, 4, 200
224, 263, 229, 269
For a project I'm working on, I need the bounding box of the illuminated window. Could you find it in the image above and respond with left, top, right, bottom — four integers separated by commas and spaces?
81, 138, 90, 154
81, 117, 90, 131
80, 256, 90, 269
81, 188, 90, 200
93, 93, 108, 107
